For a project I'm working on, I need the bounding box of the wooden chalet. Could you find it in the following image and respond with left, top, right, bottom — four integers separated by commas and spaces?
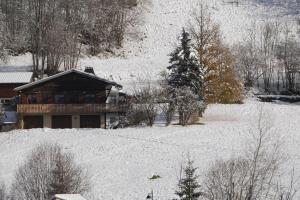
14, 68, 126, 129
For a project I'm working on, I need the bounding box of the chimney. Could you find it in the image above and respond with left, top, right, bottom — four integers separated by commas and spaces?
84, 67, 95, 75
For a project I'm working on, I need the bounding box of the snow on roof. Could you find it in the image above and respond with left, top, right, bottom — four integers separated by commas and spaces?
53, 194, 87, 200
0, 72, 33, 84
14, 69, 122, 91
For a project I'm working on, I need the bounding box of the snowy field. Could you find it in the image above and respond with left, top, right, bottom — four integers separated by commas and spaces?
0, 99, 300, 199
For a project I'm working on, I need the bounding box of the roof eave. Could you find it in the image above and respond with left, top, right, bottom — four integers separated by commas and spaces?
14, 69, 123, 92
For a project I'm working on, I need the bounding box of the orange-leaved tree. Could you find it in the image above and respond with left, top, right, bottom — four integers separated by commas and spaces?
190, 5, 242, 104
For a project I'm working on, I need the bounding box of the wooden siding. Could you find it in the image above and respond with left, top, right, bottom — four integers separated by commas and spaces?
0, 83, 25, 98
17, 104, 128, 114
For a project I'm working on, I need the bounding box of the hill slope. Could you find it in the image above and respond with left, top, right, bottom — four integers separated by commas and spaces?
0, 0, 299, 91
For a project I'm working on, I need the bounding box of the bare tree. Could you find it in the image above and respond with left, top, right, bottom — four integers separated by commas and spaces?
10, 143, 89, 200
189, 4, 220, 87
235, 24, 261, 89
0, 0, 138, 75
202, 108, 286, 200
133, 81, 158, 127
275, 169, 299, 200
276, 23, 300, 93
158, 89, 176, 126
158, 75, 176, 126
0, 182, 5, 200
82, 0, 135, 55
259, 22, 280, 92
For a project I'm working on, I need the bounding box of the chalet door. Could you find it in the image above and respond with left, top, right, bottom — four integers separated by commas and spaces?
52, 115, 72, 129
80, 115, 100, 128
23, 116, 43, 129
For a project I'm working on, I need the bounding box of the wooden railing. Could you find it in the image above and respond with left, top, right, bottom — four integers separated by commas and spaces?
17, 104, 128, 114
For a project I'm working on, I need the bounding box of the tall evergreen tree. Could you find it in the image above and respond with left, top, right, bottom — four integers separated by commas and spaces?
175, 158, 202, 200
167, 29, 204, 97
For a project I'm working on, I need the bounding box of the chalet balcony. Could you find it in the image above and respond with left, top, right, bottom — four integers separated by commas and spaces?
17, 104, 128, 114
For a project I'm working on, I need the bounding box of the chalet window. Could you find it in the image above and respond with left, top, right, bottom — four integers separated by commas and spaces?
55, 94, 64, 103
42, 94, 54, 104
69, 93, 79, 104
85, 94, 95, 103
96, 92, 106, 103
27, 94, 37, 104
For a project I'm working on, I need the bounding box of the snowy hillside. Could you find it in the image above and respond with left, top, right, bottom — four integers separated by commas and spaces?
1, 0, 299, 92
70, 0, 300, 88
0, 100, 300, 199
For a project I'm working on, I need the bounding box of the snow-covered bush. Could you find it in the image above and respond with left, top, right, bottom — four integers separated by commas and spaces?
136, 91, 158, 127
157, 85, 176, 126
174, 87, 205, 126
10, 143, 89, 200
124, 104, 149, 126
125, 81, 159, 127
159, 102, 176, 127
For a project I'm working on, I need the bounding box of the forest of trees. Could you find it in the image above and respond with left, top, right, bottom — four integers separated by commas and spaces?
0, 0, 138, 76
235, 21, 300, 94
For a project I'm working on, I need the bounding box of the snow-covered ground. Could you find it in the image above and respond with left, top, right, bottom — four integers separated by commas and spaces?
0, 99, 299, 199
1, 0, 299, 92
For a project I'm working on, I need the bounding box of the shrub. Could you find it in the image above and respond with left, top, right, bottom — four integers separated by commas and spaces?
174, 87, 205, 126
10, 143, 89, 200
125, 104, 149, 126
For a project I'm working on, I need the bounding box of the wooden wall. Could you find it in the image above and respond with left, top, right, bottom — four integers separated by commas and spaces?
0, 83, 25, 98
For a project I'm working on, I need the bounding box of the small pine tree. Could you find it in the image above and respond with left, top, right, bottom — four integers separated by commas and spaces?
167, 28, 204, 97
175, 158, 202, 200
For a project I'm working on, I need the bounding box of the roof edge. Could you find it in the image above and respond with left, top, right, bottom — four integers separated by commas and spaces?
14, 69, 122, 92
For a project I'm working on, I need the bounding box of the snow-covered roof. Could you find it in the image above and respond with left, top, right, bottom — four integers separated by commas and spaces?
0, 72, 33, 84
14, 69, 122, 91
53, 194, 87, 200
